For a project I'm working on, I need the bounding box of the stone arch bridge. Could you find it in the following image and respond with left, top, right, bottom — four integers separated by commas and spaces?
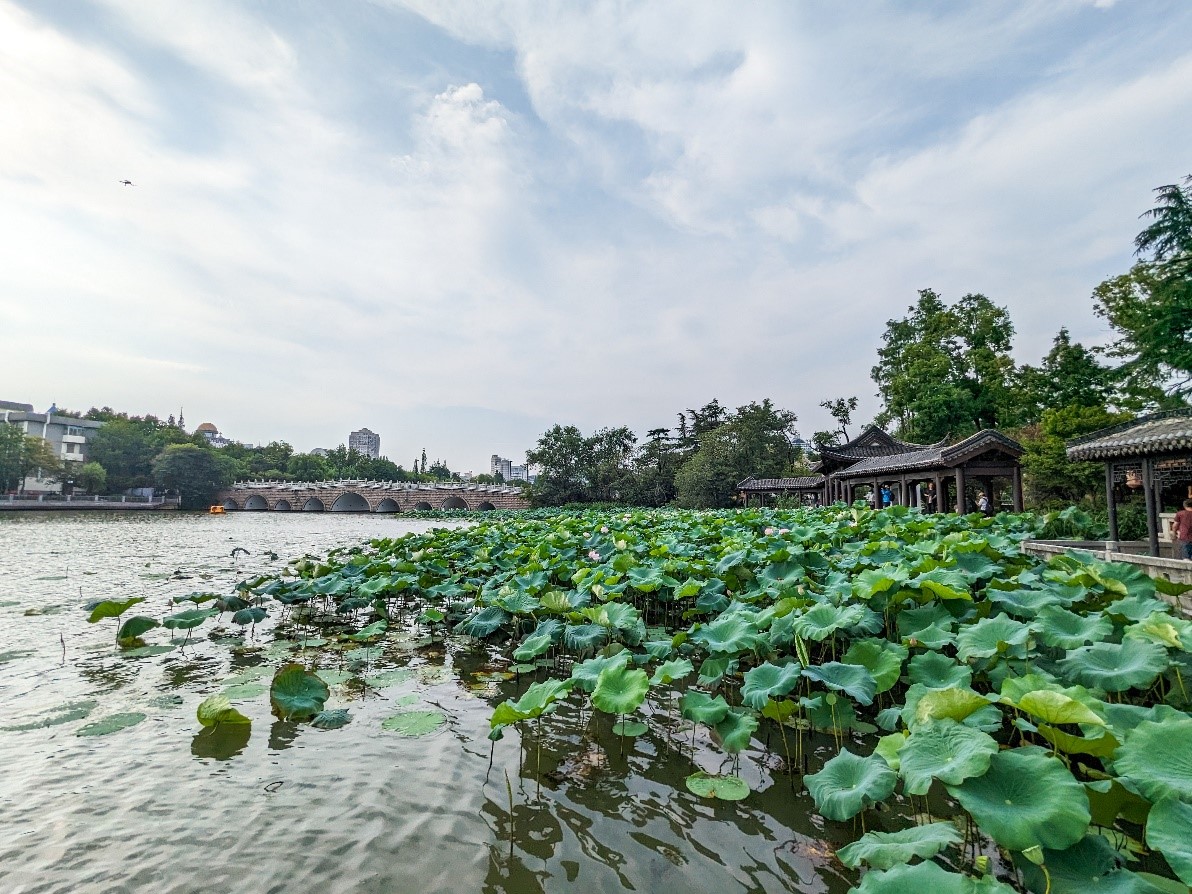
214, 480, 530, 513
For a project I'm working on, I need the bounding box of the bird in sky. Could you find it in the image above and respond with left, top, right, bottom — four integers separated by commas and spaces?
119, 179, 135, 186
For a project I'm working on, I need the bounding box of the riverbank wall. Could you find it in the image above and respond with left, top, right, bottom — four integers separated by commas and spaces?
0, 496, 181, 511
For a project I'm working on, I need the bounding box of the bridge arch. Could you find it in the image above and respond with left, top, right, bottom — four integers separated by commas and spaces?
414, 501, 432, 511
244, 495, 268, 511
375, 498, 400, 513
477, 501, 496, 511
222, 498, 239, 510
303, 497, 325, 512
441, 497, 468, 510
331, 492, 369, 512
274, 499, 291, 511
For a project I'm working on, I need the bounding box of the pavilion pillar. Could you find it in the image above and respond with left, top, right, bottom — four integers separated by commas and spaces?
1011, 466, 1024, 513
1104, 463, 1119, 548
1142, 457, 1160, 557
954, 467, 966, 513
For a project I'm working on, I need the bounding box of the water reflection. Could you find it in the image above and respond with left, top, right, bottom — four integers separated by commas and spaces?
192, 723, 252, 760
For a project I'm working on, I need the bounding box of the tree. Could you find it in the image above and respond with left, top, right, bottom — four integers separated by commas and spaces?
872, 289, 1018, 442
14, 436, 62, 492
526, 425, 591, 506
624, 427, 682, 506
0, 423, 24, 492
814, 396, 859, 448
74, 461, 108, 494
152, 444, 237, 509
286, 453, 329, 481
1017, 328, 1114, 418
1019, 405, 1131, 506
586, 427, 637, 502
87, 416, 190, 492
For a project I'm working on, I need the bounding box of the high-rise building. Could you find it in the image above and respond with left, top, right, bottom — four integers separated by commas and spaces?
490, 454, 513, 480
350, 428, 381, 458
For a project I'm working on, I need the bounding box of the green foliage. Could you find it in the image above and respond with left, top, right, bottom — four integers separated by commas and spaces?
269, 664, 330, 720
805, 749, 897, 821
837, 821, 961, 870
152, 444, 237, 509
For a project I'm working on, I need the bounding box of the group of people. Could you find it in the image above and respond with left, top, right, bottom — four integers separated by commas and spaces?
864, 481, 993, 516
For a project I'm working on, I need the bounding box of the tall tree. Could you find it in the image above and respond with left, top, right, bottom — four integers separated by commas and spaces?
526, 425, 591, 506
1017, 328, 1114, 418
814, 396, 859, 447
152, 444, 236, 509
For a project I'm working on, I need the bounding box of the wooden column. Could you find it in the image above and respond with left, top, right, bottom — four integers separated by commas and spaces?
1104, 463, 1119, 546
1142, 457, 1160, 557
954, 467, 966, 514
1012, 466, 1024, 513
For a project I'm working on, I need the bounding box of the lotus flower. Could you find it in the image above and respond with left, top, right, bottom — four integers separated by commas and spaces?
588, 550, 601, 562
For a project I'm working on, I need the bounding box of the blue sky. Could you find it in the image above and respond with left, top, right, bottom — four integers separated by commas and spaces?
2, 0, 1190, 474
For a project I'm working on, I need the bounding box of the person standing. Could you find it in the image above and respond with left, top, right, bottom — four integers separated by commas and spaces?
1172, 499, 1192, 560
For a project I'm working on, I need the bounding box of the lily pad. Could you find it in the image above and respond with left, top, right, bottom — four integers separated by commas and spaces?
221, 682, 266, 700
613, 719, 648, 737
365, 668, 413, 688
382, 710, 446, 736
591, 664, 649, 715
315, 669, 355, 686
837, 821, 962, 870
685, 772, 750, 801
270, 663, 330, 720
76, 712, 147, 737
898, 719, 999, 795
1, 700, 97, 732
805, 749, 897, 821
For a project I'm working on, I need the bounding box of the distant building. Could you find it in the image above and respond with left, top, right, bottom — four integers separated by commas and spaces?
459, 471, 473, 482
350, 428, 381, 458
195, 421, 233, 448
310, 447, 330, 457
490, 454, 513, 480
1, 401, 103, 494
509, 464, 529, 482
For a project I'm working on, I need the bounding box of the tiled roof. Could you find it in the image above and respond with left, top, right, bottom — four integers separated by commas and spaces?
1066, 410, 1192, 461
816, 425, 938, 462
834, 430, 1023, 478
737, 475, 825, 491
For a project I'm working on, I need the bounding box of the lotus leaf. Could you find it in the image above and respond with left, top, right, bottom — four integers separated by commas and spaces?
315, 669, 354, 685
311, 709, 351, 730
76, 712, 147, 737
898, 602, 956, 637
874, 732, 906, 769
837, 821, 962, 870
382, 710, 446, 736
162, 608, 218, 630
1113, 719, 1192, 803
685, 772, 750, 800
904, 621, 957, 650
563, 623, 607, 653
513, 633, 553, 663
1037, 724, 1119, 758
232, 607, 267, 626
680, 691, 730, 726
802, 662, 878, 706
1125, 613, 1192, 651
1058, 641, 1168, 693
898, 719, 998, 795
947, 746, 1090, 852
848, 859, 1017, 894
491, 678, 574, 727
86, 597, 146, 622
1035, 605, 1113, 649
196, 694, 251, 727
908, 687, 994, 728
908, 652, 972, 689
909, 568, 973, 601
649, 658, 693, 686
956, 613, 1031, 662
365, 668, 413, 688
842, 638, 907, 693
690, 614, 762, 655
1015, 834, 1163, 894
1105, 594, 1171, 622
121, 644, 176, 658
714, 709, 758, 754
457, 606, 510, 638
988, 587, 1061, 619
793, 602, 867, 642
117, 615, 159, 640
570, 652, 629, 692
697, 656, 738, 686
613, 719, 647, 737
1, 700, 97, 732
806, 749, 896, 821
1014, 690, 1105, 727
741, 662, 803, 709
222, 682, 266, 700
270, 663, 331, 720
591, 665, 649, 715
1145, 797, 1192, 886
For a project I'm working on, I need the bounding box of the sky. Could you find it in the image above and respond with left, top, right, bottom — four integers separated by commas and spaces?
1, 1, 1190, 474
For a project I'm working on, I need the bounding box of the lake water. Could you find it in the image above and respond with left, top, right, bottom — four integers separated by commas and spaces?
0, 512, 858, 894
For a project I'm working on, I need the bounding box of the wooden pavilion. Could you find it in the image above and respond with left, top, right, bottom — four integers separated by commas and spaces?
736, 475, 826, 506
1066, 409, 1192, 556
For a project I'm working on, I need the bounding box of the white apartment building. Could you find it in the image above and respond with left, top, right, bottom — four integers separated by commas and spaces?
349, 427, 381, 458
1, 401, 103, 493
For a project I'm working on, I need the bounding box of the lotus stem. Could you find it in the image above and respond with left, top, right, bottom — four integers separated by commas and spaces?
504, 769, 515, 861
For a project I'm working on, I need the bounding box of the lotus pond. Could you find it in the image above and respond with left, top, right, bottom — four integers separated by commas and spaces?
4, 508, 1192, 894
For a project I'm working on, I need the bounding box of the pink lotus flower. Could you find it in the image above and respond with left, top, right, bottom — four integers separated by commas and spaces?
588, 550, 601, 562
779, 528, 789, 535
582, 532, 591, 538
600, 525, 610, 534
764, 527, 775, 536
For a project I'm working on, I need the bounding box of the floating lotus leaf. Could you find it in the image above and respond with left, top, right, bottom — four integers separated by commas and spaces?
946, 746, 1090, 852
1058, 641, 1168, 693
512, 633, 552, 662
837, 821, 962, 870
1014, 834, 1161, 894
741, 662, 803, 709
311, 709, 351, 730
162, 608, 218, 630
805, 749, 896, 821
382, 710, 446, 736
1, 699, 97, 732
1035, 605, 1113, 649
1145, 797, 1192, 886
270, 663, 331, 720
897, 719, 998, 795
680, 691, 730, 725
365, 668, 413, 688
117, 615, 159, 640
1113, 719, 1192, 803
649, 658, 693, 686
908, 652, 972, 689
197, 694, 251, 727
76, 712, 147, 737
315, 669, 354, 686
121, 644, 176, 658
714, 708, 758, 754
956, 613, 1031, 662
803, 662, 878, 706
613, 719, 648, 737
842, 638, 908, 693
591, 664, 650, 715
793, 602, 867, 642
222, 682, 266, 700
848, 860, 1017, 894
86, 597, 146, 622
685, 772, 750, 801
